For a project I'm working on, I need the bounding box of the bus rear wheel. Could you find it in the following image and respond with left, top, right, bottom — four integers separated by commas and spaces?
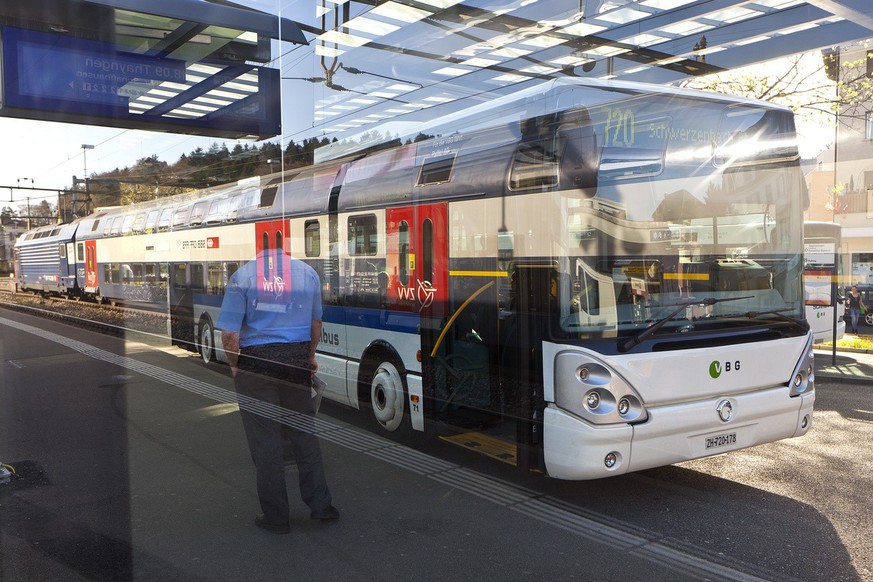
369, 361, 406, 433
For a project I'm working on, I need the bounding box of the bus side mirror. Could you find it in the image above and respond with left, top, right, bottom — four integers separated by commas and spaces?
559, 123, 598, 198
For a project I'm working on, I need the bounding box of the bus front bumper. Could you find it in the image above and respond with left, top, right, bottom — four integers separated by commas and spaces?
543, 388, 814, 480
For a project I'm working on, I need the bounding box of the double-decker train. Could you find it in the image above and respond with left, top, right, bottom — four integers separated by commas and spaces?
14, 78, 815, 480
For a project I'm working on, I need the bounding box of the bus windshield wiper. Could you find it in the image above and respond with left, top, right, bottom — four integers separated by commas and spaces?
617, 295, 753, 353
735, 308, 806, 330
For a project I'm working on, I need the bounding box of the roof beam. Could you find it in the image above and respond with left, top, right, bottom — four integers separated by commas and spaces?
82, 0, 308, 45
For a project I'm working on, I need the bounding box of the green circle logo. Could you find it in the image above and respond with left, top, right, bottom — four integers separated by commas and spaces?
709, 361, 722, 379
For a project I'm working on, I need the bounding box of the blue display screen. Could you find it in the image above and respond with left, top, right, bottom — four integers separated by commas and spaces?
1, 26, 280, 139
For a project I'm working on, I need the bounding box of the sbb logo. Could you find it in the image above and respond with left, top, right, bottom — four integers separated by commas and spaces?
207, 237, 219, 248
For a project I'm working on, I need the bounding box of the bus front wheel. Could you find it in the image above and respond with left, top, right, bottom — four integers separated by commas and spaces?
198, 317, 216, 364
369, 361, 406, 433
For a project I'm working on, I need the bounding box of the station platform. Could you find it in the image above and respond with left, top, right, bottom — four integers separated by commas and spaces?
814, 333, 873, 384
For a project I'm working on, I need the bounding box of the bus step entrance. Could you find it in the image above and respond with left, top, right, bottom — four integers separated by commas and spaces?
439, 431, 517, 466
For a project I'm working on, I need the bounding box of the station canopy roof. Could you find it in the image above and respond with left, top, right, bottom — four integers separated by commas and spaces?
289, 0, 873, 155
2, 0, 871, 144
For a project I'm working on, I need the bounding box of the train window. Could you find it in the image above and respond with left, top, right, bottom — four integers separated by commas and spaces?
189, 202, 208, 226
226, 262, 239, 283
144, 264, 157, 286
77, 243, 84, 262
261, 179, 280, 207
173, 206, 191, 229
90, 219, 100, 233
144, 210, 160, 233
238, 188, 260, 211
109, 217, 124, 236
261, 232, 270, 273
305, 220, 320, 257
510, 141, 559, 190
157, 208, 173, 232
418, 154, 455, 185
172, 264, 187, 289
190, 264, 205, 292
207, 263, 224, 294
422, 219, 434, 284
131, 213, 146, 234
348, 214, 378, 256
110, 264, 122, 285
276, 232, 284, 279
121, 264, 133, 283
205, 198, 229, 224
159, 264, 169, 288
398, 221, 410, 286
58, 244, 66, 259
132, 264, 143, 285
225, 194, 243, 223
121, 214, 135, 235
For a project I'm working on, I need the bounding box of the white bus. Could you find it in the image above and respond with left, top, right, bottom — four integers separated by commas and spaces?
804, 221, 845, 343
28, 78, 814, 480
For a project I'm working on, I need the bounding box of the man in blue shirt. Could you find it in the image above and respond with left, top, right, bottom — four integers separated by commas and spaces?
217, 249, 338, 534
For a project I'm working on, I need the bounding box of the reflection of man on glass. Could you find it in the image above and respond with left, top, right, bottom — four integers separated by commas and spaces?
217, 248, 339, 534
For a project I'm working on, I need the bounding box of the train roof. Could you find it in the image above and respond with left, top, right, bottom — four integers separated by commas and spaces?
318, 77, 795, 163
17, 78, 800, 243
14, 221, 79, 248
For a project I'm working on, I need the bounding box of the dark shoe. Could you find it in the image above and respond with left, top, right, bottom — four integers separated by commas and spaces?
255, 515, 290, 534
310, 506, 340, 521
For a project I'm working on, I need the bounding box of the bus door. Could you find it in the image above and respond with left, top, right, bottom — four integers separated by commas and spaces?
501, 260, 557, 473
386, 203, 448, 422
169, 262, 194, 349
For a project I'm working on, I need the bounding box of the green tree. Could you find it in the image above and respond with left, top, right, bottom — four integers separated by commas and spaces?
681, 45, 873, 137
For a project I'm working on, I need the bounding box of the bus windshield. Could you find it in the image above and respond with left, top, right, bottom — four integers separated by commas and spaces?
558, 102, 805, 340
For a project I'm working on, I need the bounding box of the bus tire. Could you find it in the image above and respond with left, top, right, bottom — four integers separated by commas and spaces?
198, 317, 216, 364
866, 312, 873, 327
369, 361, 407, 433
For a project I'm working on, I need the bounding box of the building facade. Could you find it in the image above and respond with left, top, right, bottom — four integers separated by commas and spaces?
806, 42, 873, 287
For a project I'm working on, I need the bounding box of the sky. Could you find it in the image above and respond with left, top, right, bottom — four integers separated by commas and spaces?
0, 0, 840, 212
0, 0, 311, 212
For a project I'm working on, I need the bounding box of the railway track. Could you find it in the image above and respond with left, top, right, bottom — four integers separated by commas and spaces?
0, 289, 174, 345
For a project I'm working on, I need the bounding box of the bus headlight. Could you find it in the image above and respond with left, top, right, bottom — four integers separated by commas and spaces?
788, 335, 815, 397
618, 398, 630, 415
554, 351, 647, 425
585, 391, 601, 410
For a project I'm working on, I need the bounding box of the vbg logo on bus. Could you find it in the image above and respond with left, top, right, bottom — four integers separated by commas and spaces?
709, 360, 742, 379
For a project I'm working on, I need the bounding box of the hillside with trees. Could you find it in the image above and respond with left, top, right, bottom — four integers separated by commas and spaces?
84, 136, 334, 211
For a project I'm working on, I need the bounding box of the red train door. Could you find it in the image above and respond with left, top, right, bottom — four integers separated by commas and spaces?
255, 219, 292, 306
84, 240, 98, 291
386, 203, 448, 318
